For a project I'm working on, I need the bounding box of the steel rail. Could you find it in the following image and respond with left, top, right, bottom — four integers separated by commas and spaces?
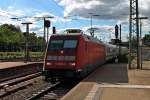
27, 82, 60, 100
0, 72, 41, 89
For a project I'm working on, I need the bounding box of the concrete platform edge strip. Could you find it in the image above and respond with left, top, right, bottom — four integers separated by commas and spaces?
98, 84, 150, 89
61, 83, 84, 100
83, 84, 150, 100
61, 82, 96, 100
85, 84, 102, 100
0, 62, 43, 70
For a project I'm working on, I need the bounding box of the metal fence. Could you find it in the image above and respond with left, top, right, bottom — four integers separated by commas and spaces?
0, 44, 43, 52
0, 44, 44, 61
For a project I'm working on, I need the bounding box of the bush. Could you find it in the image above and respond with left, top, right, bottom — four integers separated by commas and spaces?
0, 52, 43, 60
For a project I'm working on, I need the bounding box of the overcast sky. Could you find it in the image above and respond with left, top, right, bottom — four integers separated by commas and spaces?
0, 0, 150, 41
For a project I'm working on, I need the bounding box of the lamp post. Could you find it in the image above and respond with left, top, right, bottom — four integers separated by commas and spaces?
139, 17, 148, 69
11, 17, 32, 62
21, 22, 32, 63
133, 16, 148, 69
138, 17, 148, 37
119, 24, 122, 57
88, 13, 101, 37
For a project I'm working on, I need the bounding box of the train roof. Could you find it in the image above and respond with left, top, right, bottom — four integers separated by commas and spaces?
104, 43, 117, 48
52, 29, 83, 35
51, 29, 117, 47
51, 32, 105, 45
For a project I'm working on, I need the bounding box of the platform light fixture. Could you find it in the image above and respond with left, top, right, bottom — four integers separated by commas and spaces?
135, 17, 148, 69
88, 13, 101, 37
21, 22, 32, 63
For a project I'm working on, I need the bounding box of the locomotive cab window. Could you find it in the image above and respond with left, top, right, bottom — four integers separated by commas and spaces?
49, 40, 63, 51
48, 40, 78, 51
64, 40, 77, 49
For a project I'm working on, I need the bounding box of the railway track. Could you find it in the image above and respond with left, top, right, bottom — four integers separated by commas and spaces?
27, 82, 61, 100
0, 72, 42, 98
0, 72, 79, 100
0, 71, 41, 83
28, 81, 79, 100
0, 62, 43, 83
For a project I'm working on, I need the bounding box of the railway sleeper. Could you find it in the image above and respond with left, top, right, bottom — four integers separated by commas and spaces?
0, 80, 33, 98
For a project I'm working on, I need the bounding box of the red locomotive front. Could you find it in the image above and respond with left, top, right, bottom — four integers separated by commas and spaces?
43, 33, 83, 80
45, 35, 78, 69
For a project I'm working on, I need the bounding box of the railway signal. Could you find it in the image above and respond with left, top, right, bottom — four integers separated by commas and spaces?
44, 20, 51, 42
34, 16, 54, 52
44, 20, 51, 27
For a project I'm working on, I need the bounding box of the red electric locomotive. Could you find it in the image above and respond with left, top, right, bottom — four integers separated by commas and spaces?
43, 29, 119, 82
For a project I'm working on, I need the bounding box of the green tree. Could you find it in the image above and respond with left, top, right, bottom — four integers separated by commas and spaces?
0, 24, 44, 51
0, 24, 24, 44
28, 32, 37, 46
37, 36, 44, 45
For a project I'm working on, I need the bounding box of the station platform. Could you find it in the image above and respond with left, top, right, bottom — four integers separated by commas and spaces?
0, 62, 43, 69
61, 61, 150, 100
0, 61, 43, 82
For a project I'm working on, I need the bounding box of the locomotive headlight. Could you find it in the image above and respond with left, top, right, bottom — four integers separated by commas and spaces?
60, 50, 64, 54
77, 69, 82, 72
69, 62, 76, 66
46, 62, 52, 66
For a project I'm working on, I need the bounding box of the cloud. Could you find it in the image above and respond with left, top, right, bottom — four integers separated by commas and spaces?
57, 0, 129, 20
8, 6, 14, 9
0, 7, 25, 26
0, 8, 24, 18
55, 0, 150, 39
57, 0, 150, 22
0, 7, 67, 35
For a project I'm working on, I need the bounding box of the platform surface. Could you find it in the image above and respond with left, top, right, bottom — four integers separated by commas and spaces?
0, 62, 42, 69
62, 61, 150, 100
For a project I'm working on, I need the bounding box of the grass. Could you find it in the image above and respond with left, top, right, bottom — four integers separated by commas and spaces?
0, 52, 43, 60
